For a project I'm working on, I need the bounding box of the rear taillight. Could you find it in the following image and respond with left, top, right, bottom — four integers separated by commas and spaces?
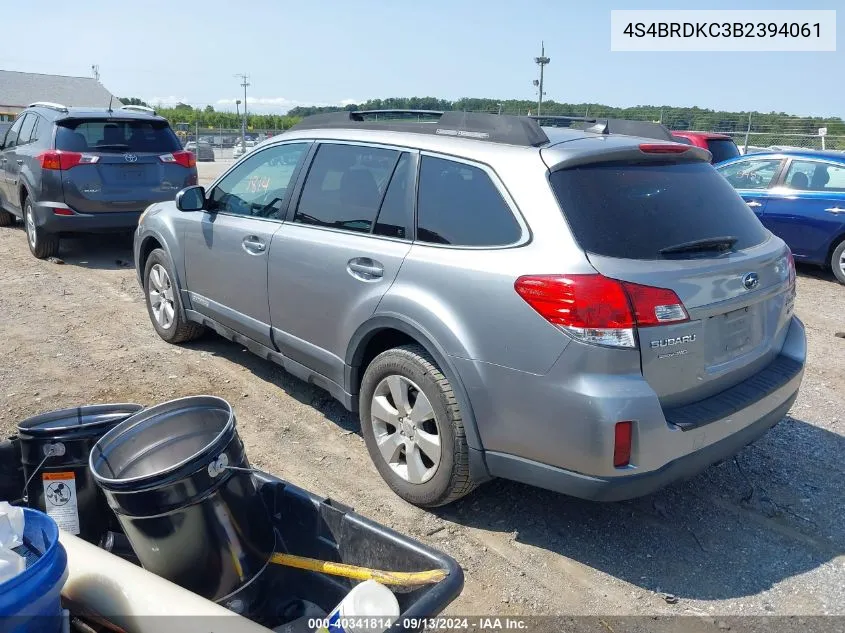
514, 274, 688, 348
622, 281, 689, 327
37, 151, 99, 170
160, 151, 196, 168
613, 421, 633, 468
786, 249, 796, 287
639, 143, 689, 154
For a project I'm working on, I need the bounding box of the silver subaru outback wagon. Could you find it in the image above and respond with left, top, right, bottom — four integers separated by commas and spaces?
134, 111, 806, 507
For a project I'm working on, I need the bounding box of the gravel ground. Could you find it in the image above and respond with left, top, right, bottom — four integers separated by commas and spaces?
0, 162, 842, 621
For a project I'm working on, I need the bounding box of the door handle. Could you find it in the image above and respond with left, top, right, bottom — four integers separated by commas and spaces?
242, 236, 266, 254
744, 200, 762, 208
347, 258, 384, 281
825, 207, 845, 215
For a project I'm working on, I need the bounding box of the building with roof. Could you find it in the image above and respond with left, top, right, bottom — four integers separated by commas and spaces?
0, 70, 122, 122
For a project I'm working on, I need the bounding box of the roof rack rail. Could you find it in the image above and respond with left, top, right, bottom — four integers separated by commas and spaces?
354, 109, 445, 117
530, 115, 675, 142
28, 101, 69, 113
120, 104, 157, 115
289, 110, 549, 147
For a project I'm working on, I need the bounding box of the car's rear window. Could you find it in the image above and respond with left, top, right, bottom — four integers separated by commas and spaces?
55, 119, 181, 153
549, 161, 769, 260
706, 139, 741, 163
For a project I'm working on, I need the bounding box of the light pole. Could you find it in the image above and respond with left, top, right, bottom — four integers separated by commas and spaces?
497, 103, 503, 115
235, 74, 250, 154
534, 41, 550, 117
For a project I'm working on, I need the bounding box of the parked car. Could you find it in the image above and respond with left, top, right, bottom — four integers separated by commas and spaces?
0, 102, 197, 259
716, 150, 845, 284
134, 111, 805, 507
184, 140, 215, 162
232, 140, 256, 159
671, 131, 741, 163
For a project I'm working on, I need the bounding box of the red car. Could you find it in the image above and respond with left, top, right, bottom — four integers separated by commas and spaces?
670, 131, 741, 164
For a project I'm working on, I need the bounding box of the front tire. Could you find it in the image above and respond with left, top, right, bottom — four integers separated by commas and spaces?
359, 345, 477, 507
24, 199, 59, 259
143, 249, 205, 343
831, 240, 845, 285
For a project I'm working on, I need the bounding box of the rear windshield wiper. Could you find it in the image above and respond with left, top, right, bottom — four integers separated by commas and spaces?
659, 236, 738, 255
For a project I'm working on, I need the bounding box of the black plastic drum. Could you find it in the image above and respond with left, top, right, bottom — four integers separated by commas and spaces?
89, 395, 274, 615
17, 403, 144, 544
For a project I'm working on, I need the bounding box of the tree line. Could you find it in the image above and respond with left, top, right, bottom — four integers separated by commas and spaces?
121, 96, 845, 140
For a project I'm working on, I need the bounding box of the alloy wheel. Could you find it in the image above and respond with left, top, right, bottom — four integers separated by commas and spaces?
25, 205, 36, 249
148, 264, 176, 329
370, 375, 441, 484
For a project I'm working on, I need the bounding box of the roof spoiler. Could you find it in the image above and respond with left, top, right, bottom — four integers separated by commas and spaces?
290, 110, 550, 147
530, 115, 675, 142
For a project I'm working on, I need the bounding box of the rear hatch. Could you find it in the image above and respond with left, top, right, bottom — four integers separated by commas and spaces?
546, 149, 795, 409
706, 137, 741, 164
54, 118, 196, 213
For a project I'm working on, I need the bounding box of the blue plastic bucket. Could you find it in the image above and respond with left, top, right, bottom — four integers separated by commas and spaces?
0, 508, 68, 633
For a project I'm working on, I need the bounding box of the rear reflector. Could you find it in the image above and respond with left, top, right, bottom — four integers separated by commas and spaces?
639, 143, 689, 154
52, 208, 74, 216
160, 150, 196, 169
37, 151, 99, 170
514, 274, 688, 348
613, 421, 633, 468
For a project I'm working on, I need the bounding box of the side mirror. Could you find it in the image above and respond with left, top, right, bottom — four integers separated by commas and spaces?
176, 186, 206, 212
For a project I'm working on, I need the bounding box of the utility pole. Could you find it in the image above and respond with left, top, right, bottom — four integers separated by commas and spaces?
235, 74, 250, 154
743, 112, 752, 155
534, 42, 550, 118
91, 65, 100, 82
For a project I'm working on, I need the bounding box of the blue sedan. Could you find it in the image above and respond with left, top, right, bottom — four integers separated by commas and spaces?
717, 150, 845, 284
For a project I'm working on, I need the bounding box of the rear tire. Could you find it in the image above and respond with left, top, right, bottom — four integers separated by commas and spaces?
0, 208, 14, 227
143, 248, 205, 344
24, 199, 59, 259
359, 345, 477, 507
831, 240, 845, 285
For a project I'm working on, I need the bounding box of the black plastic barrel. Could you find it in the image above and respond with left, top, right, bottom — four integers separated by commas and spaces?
88, 395, 275, 615
17, 403, 144, 544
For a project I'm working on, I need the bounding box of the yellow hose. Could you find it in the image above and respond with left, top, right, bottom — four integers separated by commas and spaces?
269, 552, 448, 587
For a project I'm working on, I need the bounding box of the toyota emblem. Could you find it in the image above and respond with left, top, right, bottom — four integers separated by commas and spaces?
742, 272, 759, 290
123, 153, 138, 163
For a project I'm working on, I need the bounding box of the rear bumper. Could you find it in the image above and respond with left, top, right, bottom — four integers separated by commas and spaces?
457, 315, 806, 501
31, 202, 142, 233
485, 392, 796, 501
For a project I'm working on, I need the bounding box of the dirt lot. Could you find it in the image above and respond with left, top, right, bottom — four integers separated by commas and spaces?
1, 161, 843, 619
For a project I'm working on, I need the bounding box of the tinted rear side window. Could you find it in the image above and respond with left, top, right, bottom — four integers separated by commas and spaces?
416, 156, 520, 246
55, 119, 181, 153
549, 161, 768, 260
707, 139, 741, 163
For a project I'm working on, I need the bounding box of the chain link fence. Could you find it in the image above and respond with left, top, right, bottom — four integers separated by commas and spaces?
176, 114, 845, 161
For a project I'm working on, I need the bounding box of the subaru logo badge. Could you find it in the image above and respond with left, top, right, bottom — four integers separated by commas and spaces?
742, 272, 759, 290
124, 153, 138, 163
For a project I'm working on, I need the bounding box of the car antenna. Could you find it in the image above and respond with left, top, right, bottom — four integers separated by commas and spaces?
108, 95, 113, 113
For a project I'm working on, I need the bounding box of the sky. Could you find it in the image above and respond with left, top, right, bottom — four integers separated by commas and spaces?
1, 0, 842, 117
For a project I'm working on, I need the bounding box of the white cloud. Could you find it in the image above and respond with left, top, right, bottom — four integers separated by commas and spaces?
145, 96, 190, 106
339, 98, 359, 106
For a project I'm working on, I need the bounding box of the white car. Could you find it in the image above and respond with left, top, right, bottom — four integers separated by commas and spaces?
232, 140, 256, 159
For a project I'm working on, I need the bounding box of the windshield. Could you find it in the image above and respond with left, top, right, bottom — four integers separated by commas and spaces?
549, 161, 769, 260
56, 119, 182, 153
